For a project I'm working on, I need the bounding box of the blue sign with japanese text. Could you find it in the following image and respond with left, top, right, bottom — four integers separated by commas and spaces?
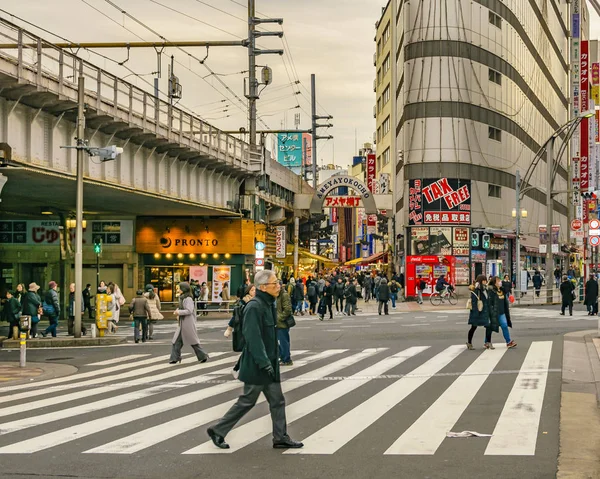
277, 132, 303, 168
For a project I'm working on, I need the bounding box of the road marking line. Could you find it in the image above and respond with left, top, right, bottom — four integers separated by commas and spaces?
0, 353, 187, 394
0, 349, 350, 455
84, 349, 355, 454
0, 356, 241, 434
287, 345, 465, 455
485, 341, 553, 456
404, 324, 430, 327
85, 354, 150, 366
384, 347, 507, 455
184, 347, 427, 454
0, 353, 225, 404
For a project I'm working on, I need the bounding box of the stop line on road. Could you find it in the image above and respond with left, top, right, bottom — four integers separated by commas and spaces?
0, 341, 558, 457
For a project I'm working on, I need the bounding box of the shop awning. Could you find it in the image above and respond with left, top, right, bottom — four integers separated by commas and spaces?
345, 251, 385, 266
519, 236, 539, 253
299, 249, 337, 264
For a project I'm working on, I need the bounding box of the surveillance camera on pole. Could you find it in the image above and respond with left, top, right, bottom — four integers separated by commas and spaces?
60, 144, 124, 162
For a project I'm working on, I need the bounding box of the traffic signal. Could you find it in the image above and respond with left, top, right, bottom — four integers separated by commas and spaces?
471, 232, 479, 247
93, 236, 102, 255
581, 191, 600, 199
482, 234, 491, 249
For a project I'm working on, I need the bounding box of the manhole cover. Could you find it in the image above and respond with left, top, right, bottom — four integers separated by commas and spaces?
45, 357, 74, 361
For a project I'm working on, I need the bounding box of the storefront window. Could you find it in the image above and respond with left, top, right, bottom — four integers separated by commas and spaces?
146, 266, 189, 303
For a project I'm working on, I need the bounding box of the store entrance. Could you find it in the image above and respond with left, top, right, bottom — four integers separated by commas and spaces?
145, 266, 189, 303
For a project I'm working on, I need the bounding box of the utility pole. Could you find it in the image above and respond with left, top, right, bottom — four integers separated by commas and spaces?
247, 0, 283, 157
546, 137, 555, 303
74, 65, 85, 339
311, 74, 333, 188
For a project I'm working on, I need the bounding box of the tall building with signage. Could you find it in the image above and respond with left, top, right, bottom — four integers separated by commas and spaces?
376, 0, 589, 287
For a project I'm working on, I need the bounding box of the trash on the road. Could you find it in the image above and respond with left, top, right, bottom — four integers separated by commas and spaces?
446, 431, 492, 438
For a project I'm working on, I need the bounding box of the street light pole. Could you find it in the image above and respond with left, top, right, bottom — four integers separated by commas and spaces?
74, 70, 85, 339
515, 170, 521, 300
546, 136, 555, 303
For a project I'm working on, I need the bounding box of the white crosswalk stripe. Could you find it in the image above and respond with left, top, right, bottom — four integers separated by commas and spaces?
0, 342, 560, 457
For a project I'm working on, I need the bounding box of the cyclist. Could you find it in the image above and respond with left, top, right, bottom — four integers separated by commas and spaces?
435, 275, 451, 297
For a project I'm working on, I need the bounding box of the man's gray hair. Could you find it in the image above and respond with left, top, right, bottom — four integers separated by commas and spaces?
254, 270, 276, 287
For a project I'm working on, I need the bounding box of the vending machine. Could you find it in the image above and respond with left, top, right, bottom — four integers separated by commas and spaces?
406, 255, 456, 298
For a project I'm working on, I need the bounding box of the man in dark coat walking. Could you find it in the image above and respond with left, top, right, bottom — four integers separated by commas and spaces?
532, 270, 543, 297
377, 278, 391, 315
584, 274, 599, 315
559, 275, 575, 316
207, 270, 303, 450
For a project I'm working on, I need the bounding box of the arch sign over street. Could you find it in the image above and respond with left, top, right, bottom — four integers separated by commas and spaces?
310, 175, 378, 215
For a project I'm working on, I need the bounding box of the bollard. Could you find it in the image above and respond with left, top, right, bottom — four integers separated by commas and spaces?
91, 323, 97, 338
19, 332, 26, 368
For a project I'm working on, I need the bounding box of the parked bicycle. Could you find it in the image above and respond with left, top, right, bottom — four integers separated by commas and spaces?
430, 285, 458, 306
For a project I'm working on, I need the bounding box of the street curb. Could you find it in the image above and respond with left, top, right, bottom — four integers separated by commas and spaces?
0, 361, 78, 386
558, 330, 600, 478
0, 336, 127, 349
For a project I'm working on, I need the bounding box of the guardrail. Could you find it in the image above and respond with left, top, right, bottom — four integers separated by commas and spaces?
0, 16, 250, 171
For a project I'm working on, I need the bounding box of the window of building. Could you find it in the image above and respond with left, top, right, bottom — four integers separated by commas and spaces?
377, 68, 382, 85
489, 11, 502, 28
383, 22, 390, 45
488, 68, 502, 85
488, 126, 502, 141
377, 127, 381, 143
383, 85, 391, 105
377, 155, 382, 172
383, 116, 391, 136
377, 97, 382, 113
377, 39, 382, 57
382, 147, 390, 166
488, 184, 502, 198
383, 54, 391, 75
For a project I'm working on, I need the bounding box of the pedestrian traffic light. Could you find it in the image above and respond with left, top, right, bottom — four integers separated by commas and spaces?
471, 232, 479, 247
93, 236, 102, 255
482, 234, 491, 249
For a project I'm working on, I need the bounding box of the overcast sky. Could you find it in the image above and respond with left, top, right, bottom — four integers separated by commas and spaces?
2, 1, 600, 170
1, 0, 383, 168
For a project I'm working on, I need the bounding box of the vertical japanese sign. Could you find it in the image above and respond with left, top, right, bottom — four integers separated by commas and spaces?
590, 99, 597, 190
408, 179, 423, 224
275, 226, 286, 258
572, 0, 581, 158
277, 133, 303, 169
592, 63, 600, 104
366, 153, 377, 235
581, 40, 589, 192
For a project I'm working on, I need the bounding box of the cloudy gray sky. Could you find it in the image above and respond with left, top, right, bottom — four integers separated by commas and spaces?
2, 1, 599, 170
1, 0, 383, 168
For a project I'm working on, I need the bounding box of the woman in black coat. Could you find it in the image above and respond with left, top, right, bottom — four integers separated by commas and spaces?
559, 275, 575, 316
467, 275, 490, 350
584, 275, 599, 315
488, 276, 516, 349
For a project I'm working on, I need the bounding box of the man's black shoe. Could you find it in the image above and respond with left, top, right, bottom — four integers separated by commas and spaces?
207, 427, 229, 449
273, 438, 304, 449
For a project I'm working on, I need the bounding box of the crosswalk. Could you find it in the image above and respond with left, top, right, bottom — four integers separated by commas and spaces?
0, 342, 559, 456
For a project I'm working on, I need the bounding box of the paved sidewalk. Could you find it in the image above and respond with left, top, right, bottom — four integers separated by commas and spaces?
558, 330, 600, 478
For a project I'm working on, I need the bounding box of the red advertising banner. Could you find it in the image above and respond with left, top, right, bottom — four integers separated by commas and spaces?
581, 41, 590, 191
331, 207, 338, 224
366, 154, 377, 235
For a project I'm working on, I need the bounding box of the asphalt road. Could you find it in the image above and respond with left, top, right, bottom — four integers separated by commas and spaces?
0, 304, 594, 479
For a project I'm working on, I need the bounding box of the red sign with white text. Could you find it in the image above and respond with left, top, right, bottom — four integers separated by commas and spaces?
324, 196, 362, 208
581, 41, 589, 191
366, 154, 377, 234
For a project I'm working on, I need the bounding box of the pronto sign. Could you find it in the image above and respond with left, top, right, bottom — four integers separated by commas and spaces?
310, 175, 378, 215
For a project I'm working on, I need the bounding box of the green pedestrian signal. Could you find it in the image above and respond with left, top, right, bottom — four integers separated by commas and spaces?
471, 232, 479, 247
482, 234, 491, 249
93, 237, 102, 255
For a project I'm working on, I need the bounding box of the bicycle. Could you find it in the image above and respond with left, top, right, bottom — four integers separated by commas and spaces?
429, 286, 458, 306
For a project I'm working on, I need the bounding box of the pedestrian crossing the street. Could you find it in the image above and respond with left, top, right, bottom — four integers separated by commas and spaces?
0, 342, 560, 457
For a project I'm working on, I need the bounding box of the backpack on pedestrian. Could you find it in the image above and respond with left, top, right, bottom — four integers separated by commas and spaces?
307, 284, 316, 298
231, 301, 247, 352
419, 279, 427, 291
390, 281, 399, 293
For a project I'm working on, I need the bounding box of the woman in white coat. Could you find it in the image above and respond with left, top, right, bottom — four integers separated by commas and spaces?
169, 282, 209, 364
